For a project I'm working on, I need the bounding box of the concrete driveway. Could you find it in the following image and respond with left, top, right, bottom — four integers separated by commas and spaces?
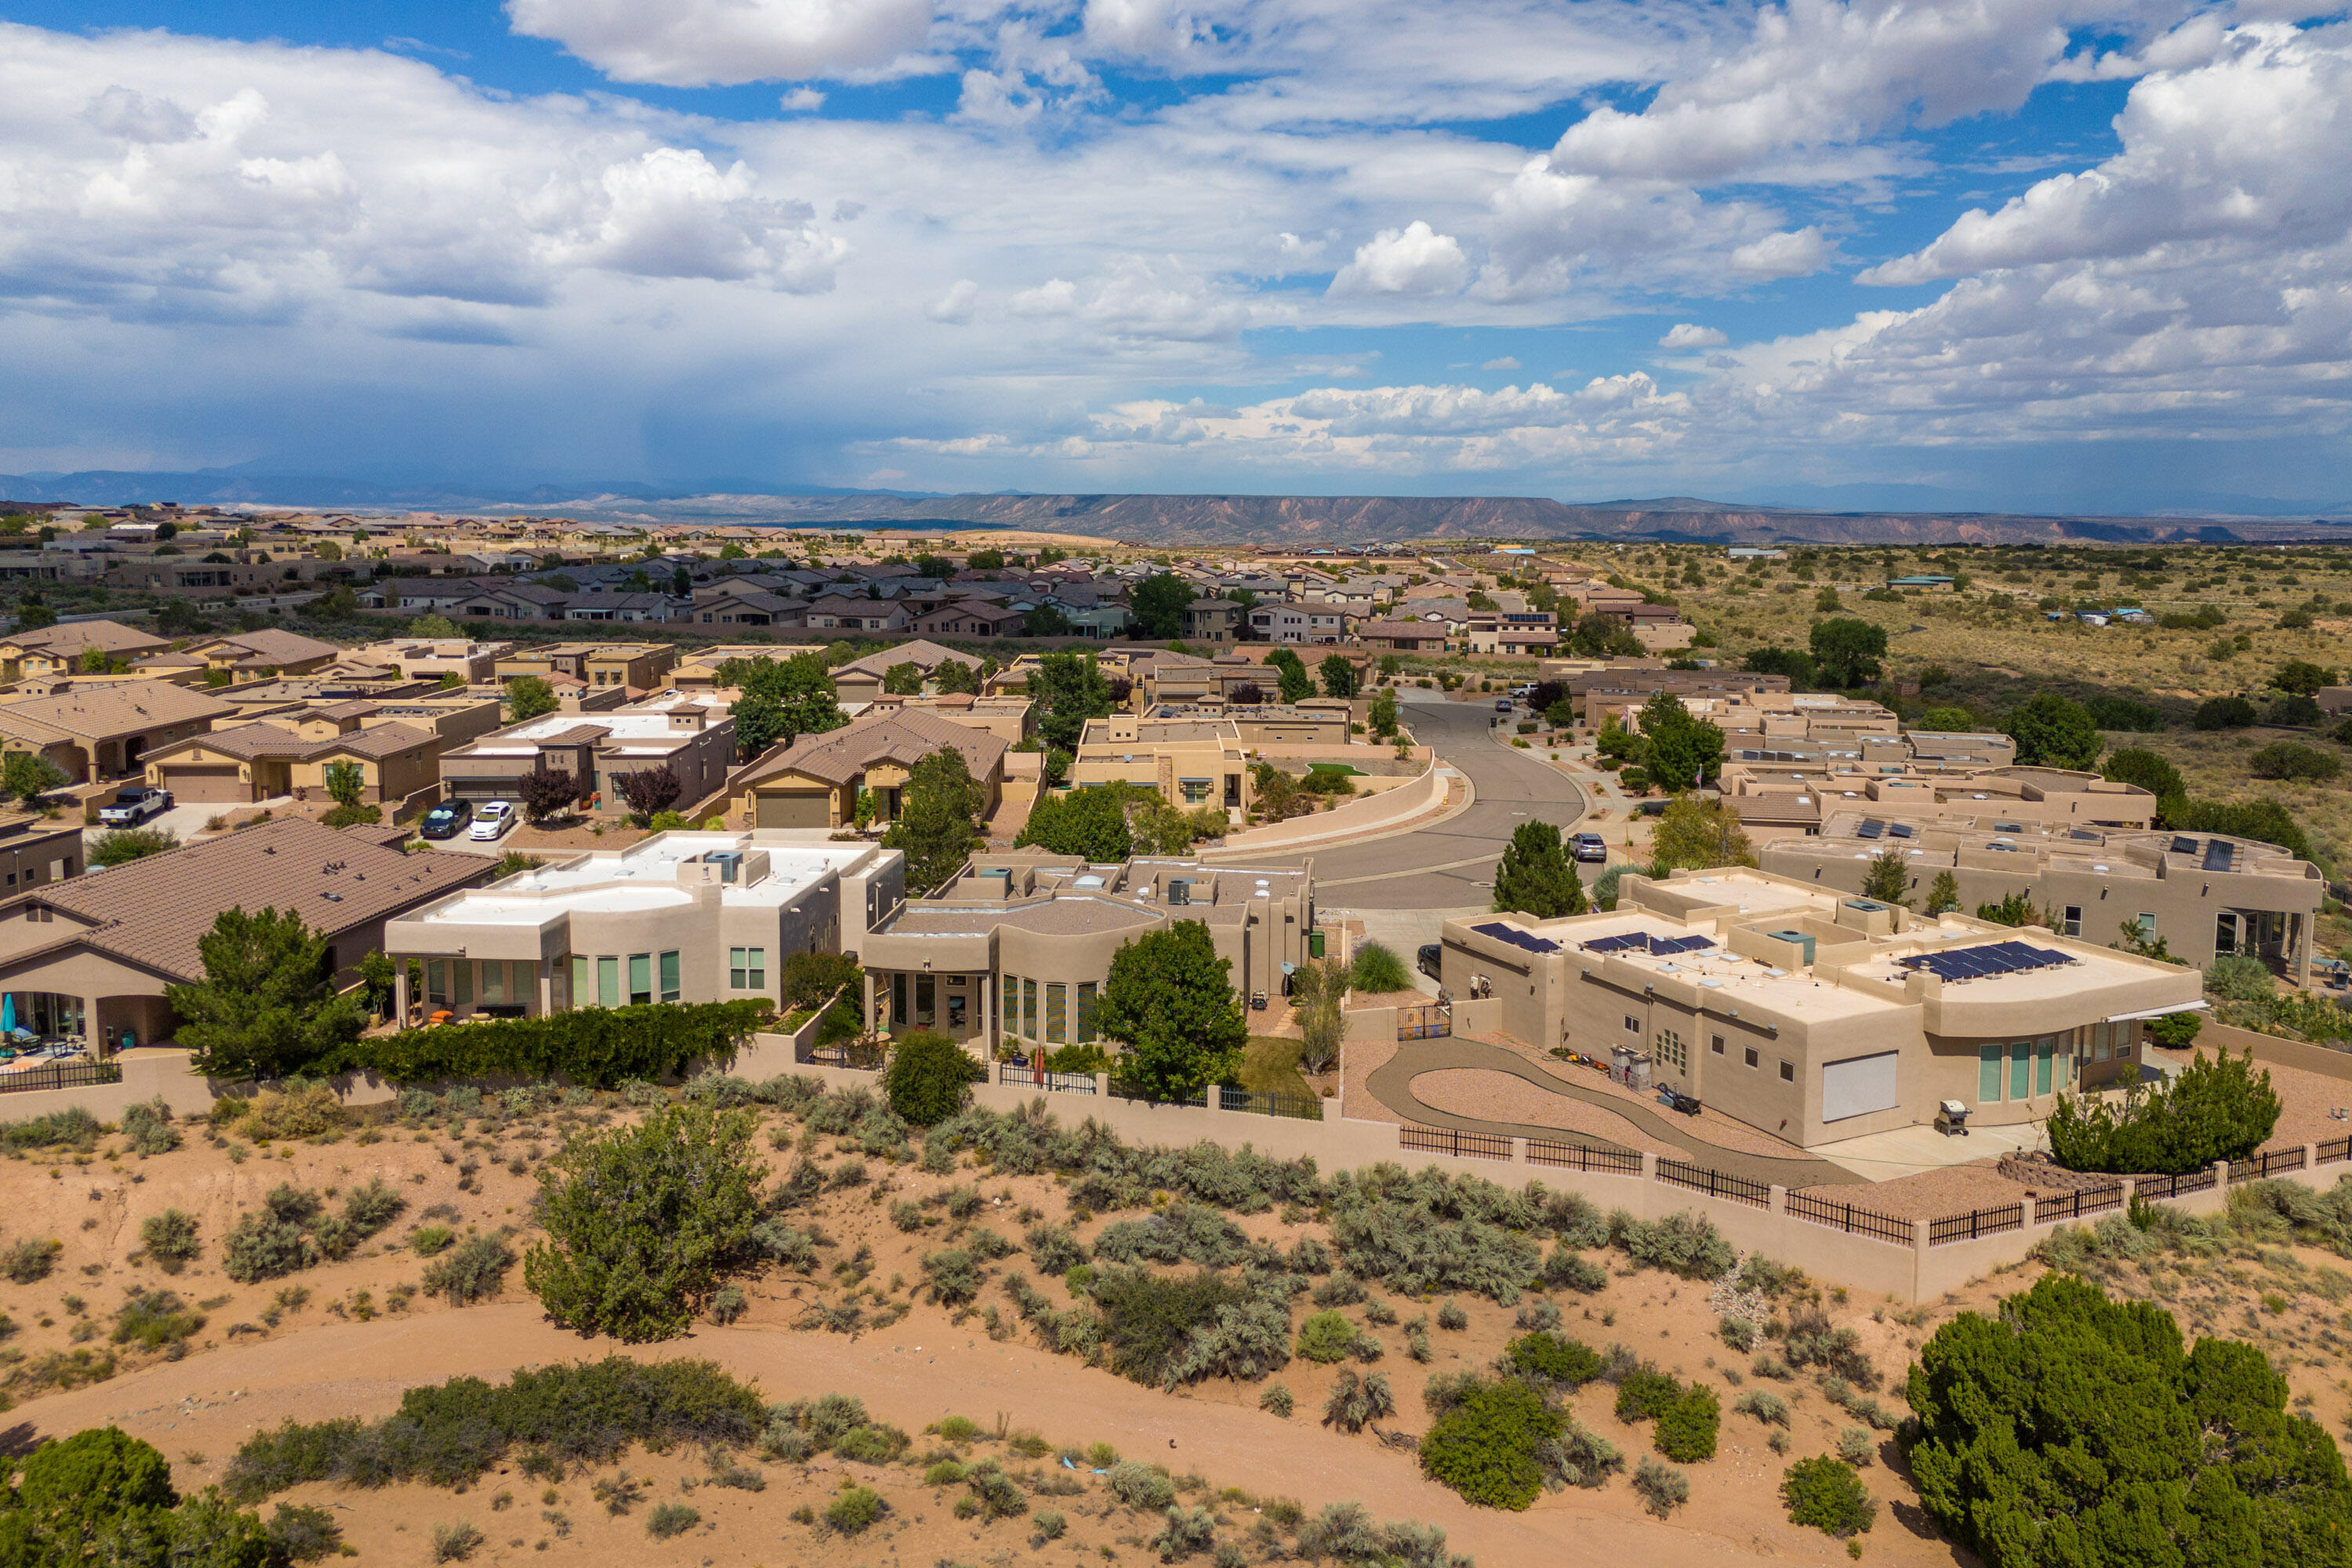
84, 796, 292, 848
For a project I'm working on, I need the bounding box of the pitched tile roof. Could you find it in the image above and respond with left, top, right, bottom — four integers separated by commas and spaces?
0, 682, 237, 745
10, 816, 491, 980
161, 720, 437, 763
742, 709, 1007, 789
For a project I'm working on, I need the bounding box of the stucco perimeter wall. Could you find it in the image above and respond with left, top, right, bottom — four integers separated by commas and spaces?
1206, 760, 1445, 856
1343, 997, 1504, 1043
2203, 1021, 2352, 1083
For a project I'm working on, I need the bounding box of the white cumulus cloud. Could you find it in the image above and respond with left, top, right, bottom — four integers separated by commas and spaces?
1329, 221, 1469, 298
506, 0, 933, 87
1659, 323, 1727, 348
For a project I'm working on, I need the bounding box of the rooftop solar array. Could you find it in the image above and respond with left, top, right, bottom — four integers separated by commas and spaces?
1472, 921, 1561, 954
1581, 931, 1716, 956
1897, 939, 2078, 983
1856, 819, 1884, 839
2201, 840, 2235, 873
2170, 836, 2198, 855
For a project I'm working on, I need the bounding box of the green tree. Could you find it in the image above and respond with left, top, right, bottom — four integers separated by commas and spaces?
165, 909, 364, 1080
504, 675, 560, 723
1130, 572, 1196, 640
1016, 785, 1132, 861
1860, 850, 1911, 907
934, 659, 981, 695
882, 1031, 980, 1124
1024, 604, 1073, 638
1918, 705, 1978, 731
1290, 955, 1348, 1074
1925, 869, 1961, 916
2002, 693, 2103, 771
2273, 659, 2334, 696
1904, 1273, 2350, 1567
1, 750, 68, 807
409, 613, 461, 637
2047, 1045, 2280, 1174
1094, 920, 1247, 1102
1276, 659, 1314, 704
1807, 619, 1887, 688
881, 661, 924, 695
2103, 746, 2184, 804
1491, 822, 1586, 920
523, 1103, 764, 1342
1319, 655, 1356, 699
721, 652, 845, 760
880, 746, 986, 895
1369, 688, 1399, 738
13, 594, 57, 630
90, 827, 178, 868
1030, 651, 1114, 754
1569, 612, 1641, 658
1648, 796, 1755, 872
0, 1425, 276, 1568
1638, 691, 1725, 792
1974, 889, 2038, 927
321, 760, 365, 811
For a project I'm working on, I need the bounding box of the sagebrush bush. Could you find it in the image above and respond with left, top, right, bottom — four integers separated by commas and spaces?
1632, 1456, 1689, 1518
1321, 1370, 1395, 1433
423, 1235, 515, 1305
1548, 1419, 1624, 1489
1151, 1504, 1217, 1559
1734, 1389, 1789, 1428
1610, 1210, 1736, 1279
645, 1503, 699, 1539
1542, 1248, 1608, 1293
140, 1210, 201, 1274
411, 1225, 456, 1257
1614, 1367, 1682, 1423
240, 1087, 344, 1141
1095, 1203, 1250, 1269
824, 1486, 883, 1535
431, 1521, 483, 1562
266, 1502, 343, 1563
1107, 1462, 1176, 1512
0, 1106, 99, 1152
121, 1098, 179, 1156
3, 1236, 60, 1284
924, 1248, 983, 1305
1025, 1221, 1088, 1274
1507, 1331, 1602, 1388
111, 1288, 205, 1350
1719, 1315, 1758, 1352
1782, 1455, 1875, 1537
1837, 1427, 1875, 1466
1783, 1305, 1881, 1388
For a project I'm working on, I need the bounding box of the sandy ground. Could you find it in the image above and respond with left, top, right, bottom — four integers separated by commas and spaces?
1340, 1039, 1401, 1126
1413, 1069, 1664, 1148
1799, 1164, 2034, 1220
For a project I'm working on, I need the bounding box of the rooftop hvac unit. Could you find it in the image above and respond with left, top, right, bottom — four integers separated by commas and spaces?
1764, 929, 1816, 966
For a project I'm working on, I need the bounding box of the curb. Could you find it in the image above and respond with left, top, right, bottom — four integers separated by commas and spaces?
1200, 766, 1477, 862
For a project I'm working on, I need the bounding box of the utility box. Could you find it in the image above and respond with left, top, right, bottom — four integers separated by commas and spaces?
1610, 1044, 1652, 1091
1763, 929, 1816, 967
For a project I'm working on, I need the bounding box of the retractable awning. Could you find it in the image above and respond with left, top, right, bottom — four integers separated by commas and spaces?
2103, 1000, 2210, 1023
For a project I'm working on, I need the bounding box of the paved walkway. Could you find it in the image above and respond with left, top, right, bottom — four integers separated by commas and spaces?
1365, 1036, 1866, 1188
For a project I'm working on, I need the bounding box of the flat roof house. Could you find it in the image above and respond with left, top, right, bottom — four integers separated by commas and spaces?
858, 851, 1317, 1058
383, 831, 902, 1025
0, 818, 492, 1052
1440, 866, 2201, 1148
438, 704, 737, 815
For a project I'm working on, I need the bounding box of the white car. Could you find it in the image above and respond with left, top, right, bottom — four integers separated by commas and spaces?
467, 801, 516, 841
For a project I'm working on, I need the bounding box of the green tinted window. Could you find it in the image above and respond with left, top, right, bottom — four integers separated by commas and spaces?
1979, 1044, 2001, 1101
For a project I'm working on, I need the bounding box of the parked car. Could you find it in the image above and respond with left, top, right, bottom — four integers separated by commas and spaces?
467, 801, 516, 841
1569, 831, 1608, 863
1493, 699, 1513, 712
1417, 942, 1443, 979
419, 800, 475, 840
96, 787, 172, 827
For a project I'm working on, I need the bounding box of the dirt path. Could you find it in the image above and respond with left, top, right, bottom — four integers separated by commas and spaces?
1367, 1037, 1866, 1187
12, 1304, 1952, 1568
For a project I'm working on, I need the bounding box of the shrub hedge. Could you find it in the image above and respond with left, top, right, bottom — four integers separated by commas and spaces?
320, 1000, 774, 1088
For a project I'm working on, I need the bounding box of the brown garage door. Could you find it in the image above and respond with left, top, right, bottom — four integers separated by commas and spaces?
755, 789, 831, 829
161, 764, 247, 803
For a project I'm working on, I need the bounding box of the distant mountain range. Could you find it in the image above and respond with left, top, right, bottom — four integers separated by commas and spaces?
5, 469, 2350, 546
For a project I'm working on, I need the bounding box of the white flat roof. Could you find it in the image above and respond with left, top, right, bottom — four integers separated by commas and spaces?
416, 832, 867, 925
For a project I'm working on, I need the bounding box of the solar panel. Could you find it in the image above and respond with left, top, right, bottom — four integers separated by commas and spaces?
1655, 935, 1715, 955
1473, 920, 1560, 954
1857, 819, 1884, 840
1581, 932, 1640, 953
2201, 840, 2234, 873
1889, 822, 1915, 839
2170, 836, 2198, 855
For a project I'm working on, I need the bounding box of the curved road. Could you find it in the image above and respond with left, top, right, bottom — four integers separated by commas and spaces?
1257, 691, 1588, 907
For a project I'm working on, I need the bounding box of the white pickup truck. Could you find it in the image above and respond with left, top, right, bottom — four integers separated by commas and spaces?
97, 787, 173, 827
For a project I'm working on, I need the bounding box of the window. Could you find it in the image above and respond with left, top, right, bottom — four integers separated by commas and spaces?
2062, 906, 2082, 937
730, 947, 767, 989
916, 974, 935, 1025
2035, 1036, 2055, 1096
1047, 982, 1067, 1043
628, 954, 652, 1006
1623, 1015, 1640, 1033
1980, 1043, 2002, 1101
2136, 913, 2157, 938
481, 962, 506, 1006
597, 956, 620, 1009
571, 955, 588, 1008
2216, 910, 2241, 954
1179, 779, 1210, 805
1711, 1034, 1726, 1056
1023, 977, 1038, 1038
659, 950, 681, 1004
426, 960, 448, 1006
454, 961, 473, 1007
1744, 1046, 1759, 1069
2009, 1040, 2031, 1099
1778, 1059, 1795, 1083
1076, 981, 1098, 1043
1653, 1029, 1686, 1070
892, 972, 909, 1027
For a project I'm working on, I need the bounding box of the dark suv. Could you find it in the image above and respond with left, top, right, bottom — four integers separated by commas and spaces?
1417, 943, 1443, 979
419, 800, 474, 840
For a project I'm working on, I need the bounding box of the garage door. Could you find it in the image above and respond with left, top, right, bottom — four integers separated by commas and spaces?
161, 764, 246, 803
1820, 1051, 1900, 1123
756, 790, 831, 829
447, 775, 512, 801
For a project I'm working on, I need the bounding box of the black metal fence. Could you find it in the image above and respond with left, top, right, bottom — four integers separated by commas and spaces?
2032, 1183, 2125, 1225
1524, 1138, 1643, 1175
1784, 1191, 1915, 1247
2323, 1135, 2352, 1165
802, 1042, 884, 1070
1655, 1156, 1770, 1208
2230, 1147, 2308, 1182
0, 1059, 122, 1096
1217, 1086, 1324, 1121
2130, 1165, 2218, 1201
1928, 1203, 2025, 1246
1399, 1124, 1512, 1161
996, 1064, 1099, 1095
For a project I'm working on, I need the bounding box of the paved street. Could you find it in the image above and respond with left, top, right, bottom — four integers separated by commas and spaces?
1249, 689, 1588, 908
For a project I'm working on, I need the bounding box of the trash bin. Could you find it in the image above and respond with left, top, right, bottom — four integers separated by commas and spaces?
1306, 928, 1325, 959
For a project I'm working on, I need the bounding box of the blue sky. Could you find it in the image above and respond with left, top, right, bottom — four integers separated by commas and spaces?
0, 1, 2346, 512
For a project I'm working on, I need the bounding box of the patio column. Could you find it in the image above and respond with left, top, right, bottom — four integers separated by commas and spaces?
393, 964, 409, 1028
862, 970, 877, 1033
537, 965, 554, 1018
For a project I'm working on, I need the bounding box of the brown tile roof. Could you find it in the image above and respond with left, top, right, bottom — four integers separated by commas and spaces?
0, 682, 236, 746
194, 628, 340, 666
834, 641, 977, 679
11, 817, 490, 980
743, 709, 1008, 789
162, 720, 437, 763
4, 620, 169, 659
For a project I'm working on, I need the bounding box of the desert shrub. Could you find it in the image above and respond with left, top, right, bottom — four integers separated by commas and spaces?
267, 1502, 345, 1563
1737, 1254, 1808, 1297
1782, 1306, 1881, 1389
1781, 1455, 1875, 1537
1436, 1300, 1468, 1331
1298, 1309, 1356, 1363
432, 1521, 485, 1562
412, 1225, 456, 1256
112, 1288, 206, 1350
824, 1486, 884, 1534
2, 1236, 60, 1283
1752, 1352, 1793, 1381
341, 1178, 406, 1233
883, 1030, 981, 1125
1350, 942, 1412, 994
1632, 1455, 1689, 1519
646, 1502, 699, 1539
1261, 1383, 1294, 1417
525, 1104, 764, 1341
1294, 1501, 1465, 1568
1330, 1173, 1542, 1303
963, 1458, 1029, 1520
1546, 1419, 1624, 1490
1150, 1504, 1216, 1559
241, 1087, 345, 1140
1311, 1271, 1367, 1307
1719, 1315, 1757, 1352
1734, 1389, 1789, 1427
1321, 1370, 1396, 1433
0, 1106, 101, 1151
1541, 1248, 1608, 1293
1423, 1370, 1483, 1417
1106, 1462, 1177, 1512
1505, 1331, 1602, 1388
1158, 1284, 1294, 1387
1837, 1426, 1875, 1465
423, 1235, 516, 1305
1418, 1377, 1561, 1510
1094, 1203, 1250, 1268
2252, 740, 2340, 782
1348, 1330, 1385, 1363
121, 1098, 180, 1156
140, 1209, 202, 1273
1653, 1386, 1719, 1461
1613, 1367, 1683, 1423
710, 1283, 747, 1325
1610, 1210, 1735, 1279
221, 1187, 325, 1283
1025, 1221, 1088, 1274
1092, 1269, 1254, 1388
223, 1359, 764, 1501
924, 1249, 983, 1305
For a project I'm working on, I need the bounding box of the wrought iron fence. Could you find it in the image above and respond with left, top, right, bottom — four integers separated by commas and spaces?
996, 1063, 1099, 1095
1216, 1086, 1323, 1120
1399, 1124, 1512, 1161
2321, 1135, 2352, 1166
1784, 1191, 1915, 1247
2032, 1184, 2125, 1225
1928, 1203, 2025, 1246
0, 1059, 122, 1096
1654, 1157, 1770, 1208
1109, 1079, 1208, 1109
2131, 1166, 2217, 1201
1524, 1138, 1642, 1175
